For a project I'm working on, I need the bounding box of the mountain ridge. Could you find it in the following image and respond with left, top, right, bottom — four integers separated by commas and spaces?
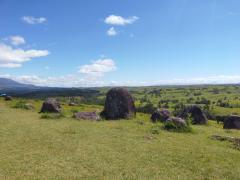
0, 78, 37, 89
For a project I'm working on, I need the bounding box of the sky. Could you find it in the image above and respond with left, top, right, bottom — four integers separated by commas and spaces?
0, 0, 240, 87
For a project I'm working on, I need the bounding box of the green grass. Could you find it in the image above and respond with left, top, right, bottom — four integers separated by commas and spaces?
40, 113, 66, 119
0, 99, 240, 179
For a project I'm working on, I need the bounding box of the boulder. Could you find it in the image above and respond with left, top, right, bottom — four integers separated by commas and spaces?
73, 112, 100, 121
4, 96, 12, 101
180, 105, 207, 125
224, 115, 240, 130
40, 98, 61, 113
101, 87, 136, 120
151, 109, 171, 123
165, 117, 187, 129
25, 103, 34, 110
69, 102, 77, 106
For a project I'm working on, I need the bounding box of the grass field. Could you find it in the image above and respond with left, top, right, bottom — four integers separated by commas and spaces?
0, 98, 240, 179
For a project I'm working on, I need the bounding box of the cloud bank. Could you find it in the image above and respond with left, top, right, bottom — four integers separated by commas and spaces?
1, 74, 240, 88
0, 58, 117, 87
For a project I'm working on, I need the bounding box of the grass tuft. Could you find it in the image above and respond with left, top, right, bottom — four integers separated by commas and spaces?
150, 124, 162, 134
40, 113, 65, 119
12, 100, 34, 110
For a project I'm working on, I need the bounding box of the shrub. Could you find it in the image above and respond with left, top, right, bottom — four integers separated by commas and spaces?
204, 109, 216, 120
173, 103, 185, 116
164, 121, 192, 133
13, 101, 33, 110
71, 109, 79, 114
195, 97, 211, 105
137, 103, 157, 114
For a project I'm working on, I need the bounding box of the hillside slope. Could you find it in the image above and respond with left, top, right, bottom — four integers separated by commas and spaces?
0, 78, 36, 89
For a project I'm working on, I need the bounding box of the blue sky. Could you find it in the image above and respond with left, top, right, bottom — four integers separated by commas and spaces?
0, 0, 240, 87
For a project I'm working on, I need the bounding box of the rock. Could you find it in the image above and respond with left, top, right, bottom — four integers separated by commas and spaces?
73, 112, 100, 121
4, 96, 12, 101
211, 135, 240, 150
69, 102, 77, 106
165, 117, 187, 129
101, 87, 136, 120
224, 115, 240, 130
151, 109, 171, 123
40, 98, 61, 113
180, 105, 208, 125
25, 103, 34, 110
211, 135, 238, 142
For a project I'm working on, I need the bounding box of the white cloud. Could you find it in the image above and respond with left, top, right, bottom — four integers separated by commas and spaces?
79, 58, 116, 77
0, 43, 49, 68
9, 36, 25, 46
22, 16, 47, 24
107, 27, 117, 36
0, 63, 22, 68
104, 15, 138, 26
1, 74, 240, 88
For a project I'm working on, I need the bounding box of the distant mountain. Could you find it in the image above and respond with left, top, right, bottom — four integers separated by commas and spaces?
0, 78, 100, 98
0, 78, 37, 89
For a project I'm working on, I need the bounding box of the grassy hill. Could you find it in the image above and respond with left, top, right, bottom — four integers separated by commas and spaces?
0, 98, 240, 179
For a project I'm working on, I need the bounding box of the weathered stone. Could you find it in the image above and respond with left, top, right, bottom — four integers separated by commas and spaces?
69, 102, 77, 106
151, 109, 171, 123
40, 98, 61, 113
101, 88, 136, 120
180, 105, 208, 125
224, 115, 240, 130
211, 135, 240, 150
4, 96, 12, 101
73, 112, 100, 121
166, 117, 187, 129
25, 103, 34, 110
